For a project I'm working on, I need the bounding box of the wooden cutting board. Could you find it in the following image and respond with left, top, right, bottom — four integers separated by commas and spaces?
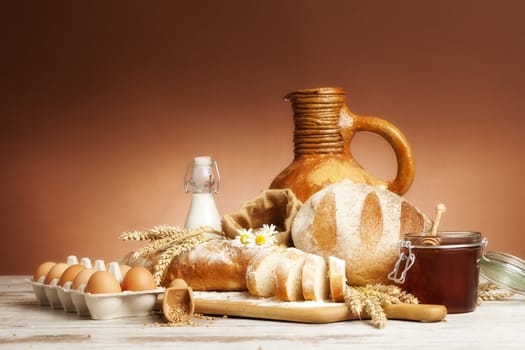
192, 291, 447, 324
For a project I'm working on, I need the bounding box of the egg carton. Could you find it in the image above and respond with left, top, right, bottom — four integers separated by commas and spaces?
29, 255, 82, 308
28, 256, 164, 320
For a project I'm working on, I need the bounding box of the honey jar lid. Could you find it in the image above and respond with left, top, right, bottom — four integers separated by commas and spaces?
480, 251, 525, 295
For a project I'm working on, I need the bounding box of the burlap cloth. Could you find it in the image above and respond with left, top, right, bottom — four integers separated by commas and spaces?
221, 188, 302, 246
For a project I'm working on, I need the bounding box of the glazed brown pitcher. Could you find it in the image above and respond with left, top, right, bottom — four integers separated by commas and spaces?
270, 87, 415, 202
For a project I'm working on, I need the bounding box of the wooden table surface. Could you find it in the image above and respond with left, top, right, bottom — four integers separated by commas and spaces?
1, 275, 523, 349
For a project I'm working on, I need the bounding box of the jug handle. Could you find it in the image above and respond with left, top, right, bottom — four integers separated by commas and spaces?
341, 105, 415, 195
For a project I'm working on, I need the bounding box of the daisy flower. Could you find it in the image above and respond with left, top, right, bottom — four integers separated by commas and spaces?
232, 228, 255, 248
231, 224, 278, 248
253, 224, 277, 247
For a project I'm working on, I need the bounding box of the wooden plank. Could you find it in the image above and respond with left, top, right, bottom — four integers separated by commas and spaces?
1, 276, 524, 349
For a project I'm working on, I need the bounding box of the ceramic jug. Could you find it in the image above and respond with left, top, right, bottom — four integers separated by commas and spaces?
269, 87, 415, 202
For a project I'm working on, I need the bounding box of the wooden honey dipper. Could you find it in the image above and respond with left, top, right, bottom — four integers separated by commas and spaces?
421, 203, 446, 246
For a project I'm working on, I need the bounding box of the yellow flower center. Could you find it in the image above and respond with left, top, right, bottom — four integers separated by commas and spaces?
255, 235, 266, 245
240, 234, 251, 245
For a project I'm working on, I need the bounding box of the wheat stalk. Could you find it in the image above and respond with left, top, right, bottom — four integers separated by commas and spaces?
121, 225, 207, 242
478, 282, 515, 302
153, 245, 179, 285
343, 285, 365, 317
121, 225, 222, 286
344, 284, 418, 329
120, 229, 155, 241
368, 284, 419, 304
364, 293, 387, 329
131, 237, 174, 259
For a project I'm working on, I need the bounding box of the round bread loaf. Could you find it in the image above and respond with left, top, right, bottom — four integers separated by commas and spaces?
292, 181, 432, 286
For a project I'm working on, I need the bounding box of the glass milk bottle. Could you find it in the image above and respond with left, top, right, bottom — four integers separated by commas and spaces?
183, 156, 221, 231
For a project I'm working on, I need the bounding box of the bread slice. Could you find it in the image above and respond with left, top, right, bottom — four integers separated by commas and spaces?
245, 247, 286, 297
274, 248, 307, 301
302, 253, 329, 301
328, 256, 347, 302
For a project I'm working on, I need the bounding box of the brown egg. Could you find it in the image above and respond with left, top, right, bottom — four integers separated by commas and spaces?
119, 264, 131, 279
121, 266, 156, 291
85, 271, 122, 294
71, 268, 96, 290
58, 264, 86, 286
33, 262, 56, 282
44, 263, 69, 284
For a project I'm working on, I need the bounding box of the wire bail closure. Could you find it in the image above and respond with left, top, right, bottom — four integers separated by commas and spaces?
388, 236, 488, 285
388, 240, 415, 284
184, 157, 221, 194
480, 237, 489, 259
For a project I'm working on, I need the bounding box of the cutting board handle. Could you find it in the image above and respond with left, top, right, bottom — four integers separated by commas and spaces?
383, 303, 447, 322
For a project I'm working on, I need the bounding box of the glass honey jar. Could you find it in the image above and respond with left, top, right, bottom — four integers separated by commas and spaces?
389, 231, 488, 314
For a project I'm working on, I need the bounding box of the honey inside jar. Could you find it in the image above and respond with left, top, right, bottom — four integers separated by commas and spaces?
399, 231, 486, 314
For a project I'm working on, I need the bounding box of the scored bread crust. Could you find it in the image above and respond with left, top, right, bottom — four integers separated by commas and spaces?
328, 256, 347, 302
246, 246, 287, 297
274, 248, 307, 301
302, 253, 329, 301
292, 181, 432, 285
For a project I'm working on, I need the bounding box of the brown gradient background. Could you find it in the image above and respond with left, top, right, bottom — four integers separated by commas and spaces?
2, 0, 525, 274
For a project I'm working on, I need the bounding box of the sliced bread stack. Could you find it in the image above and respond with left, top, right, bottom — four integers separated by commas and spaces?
245, 247, 346, 302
